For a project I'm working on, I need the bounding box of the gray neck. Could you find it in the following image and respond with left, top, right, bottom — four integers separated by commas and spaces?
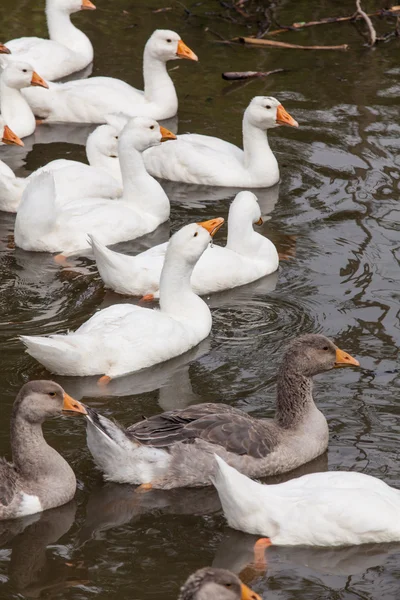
119, 136, 169, 220
143, 50, 178, 111
46, 6, 93, 60
275, 366, 315, 428
11, 414, 69, 480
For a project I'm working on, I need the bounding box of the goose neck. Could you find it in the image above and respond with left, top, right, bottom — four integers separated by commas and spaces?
10, 413, 62, 479
226, 211, 258, 254
46, 5, 93, 59
143, 50, 178, 112
275, 365, 315, 428
242, 118, 276, 173
0, 80, 34, 137
159, 252, 210, 322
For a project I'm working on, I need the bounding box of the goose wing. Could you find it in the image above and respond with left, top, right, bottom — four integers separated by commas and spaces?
127, 403, 274, 458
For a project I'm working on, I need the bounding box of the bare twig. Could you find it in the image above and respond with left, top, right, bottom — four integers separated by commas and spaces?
231, 36, 349, 50
265, 6, 400, 36
222, 68, 285, 80
355, 0, 377, 45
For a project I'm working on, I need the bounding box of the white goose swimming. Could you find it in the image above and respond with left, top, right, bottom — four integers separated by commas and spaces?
212, 455, 400, 547
14, 117, 175, 254
20, 218, 224, 378
22, 30, 198, 123
0, 60, 48, 138
143, 96, 298, 188
5, 0, 96, 81
90, 191, 279, 298
0, 120, 121, 212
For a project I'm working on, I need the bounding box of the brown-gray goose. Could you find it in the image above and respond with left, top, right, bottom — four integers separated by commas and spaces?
85, 334, 359, 489
0, 380, 87, 520
179, 567, 261, 600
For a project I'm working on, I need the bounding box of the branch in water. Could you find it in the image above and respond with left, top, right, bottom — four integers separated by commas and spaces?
222, 69, 285, 80
230, 37, 349, 50
355, 0, 377, 45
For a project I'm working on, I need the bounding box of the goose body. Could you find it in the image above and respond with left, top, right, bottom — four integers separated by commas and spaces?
90, 191, 279, 297
14, 118, 173, 254
82, 335, 359, 488
0, 122, 121, 212
0, 60, 48, 138
22, 30, 198, 123
20, 219, 223, 377
0, 381, 86, 521
5, 0, 96, 82
143, 97, 298, 187
213, 455, 400, 546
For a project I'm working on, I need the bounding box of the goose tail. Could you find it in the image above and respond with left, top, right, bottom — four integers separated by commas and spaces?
20, 334, 81, 375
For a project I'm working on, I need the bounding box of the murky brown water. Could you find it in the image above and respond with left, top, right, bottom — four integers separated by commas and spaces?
0, 0, 400, 598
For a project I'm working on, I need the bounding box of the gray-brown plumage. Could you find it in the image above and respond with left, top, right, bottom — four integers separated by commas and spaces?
0, 380, 87, 520
178, 567, 260, 600
85, 334, 359, 488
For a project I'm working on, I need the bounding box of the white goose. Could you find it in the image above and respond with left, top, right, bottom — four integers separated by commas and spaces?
143, 96, 298, 188
20, 218, 224, 379
5, 0, 96, 82
213, 455, 400, 547
0, 60, 48, 138
90, 191, 279, 298
0, 119, 122, 212
22, 30, 198, 123
14, 117, 175, 254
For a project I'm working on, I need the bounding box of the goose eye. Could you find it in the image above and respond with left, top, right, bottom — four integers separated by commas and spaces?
322, 346, 329, 351
167, 39, 172, 43
48, 392, 56, 397
224, 583, 232, 588
22, 69, 27, 73
265, 105, 271, 109
115, 136, 118, 140
193, 232, 198, 237
150, 125, 155, 130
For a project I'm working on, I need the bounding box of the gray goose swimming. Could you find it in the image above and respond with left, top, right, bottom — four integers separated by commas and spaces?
0, 380, 87, 520
84, 334, 359, 489
179, 567, 261, 600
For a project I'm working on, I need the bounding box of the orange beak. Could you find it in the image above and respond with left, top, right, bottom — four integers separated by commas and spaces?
62, 393, 87, 415
276, 104, 298, 128
81, 0, 96, 9
2, 125, 24, 147
334, 347, 360, 368
31, 71, 49, 89
255, 217, 263, 226
197, 217, 224, 237
0, 43, 10, 54
160, 126, 177, 142
176, 39, 198, 61
240, 583, 262, 600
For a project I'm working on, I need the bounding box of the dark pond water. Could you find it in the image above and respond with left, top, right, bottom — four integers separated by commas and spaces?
0, 0, 400, 598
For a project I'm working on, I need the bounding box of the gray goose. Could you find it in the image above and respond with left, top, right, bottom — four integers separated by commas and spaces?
85, 334, 359, 489
0, 380, 87, 520
179, 567, 261, 600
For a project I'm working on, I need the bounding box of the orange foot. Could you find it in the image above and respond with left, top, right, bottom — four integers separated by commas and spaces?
35, 118, 44, 125
97, 375, 111, 387
135, 483, 153, 494
253, 537, 272, 568
54, 253, 72, 267
139, 293, 155, 303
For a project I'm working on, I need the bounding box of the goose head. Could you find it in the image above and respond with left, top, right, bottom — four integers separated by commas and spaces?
0, 117, 24, 146
87, 124, 120, 158
282, 334, 360, 378
245, 96, 298, 131
48, 0, 96, 14
12, 380, 87, 424
178, 567, 261, 600
228, 191, 263, 227
1, 61, 48, 90
167, 218, 224, 268
120, 117, 176, 153
145, 29, 198, 63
